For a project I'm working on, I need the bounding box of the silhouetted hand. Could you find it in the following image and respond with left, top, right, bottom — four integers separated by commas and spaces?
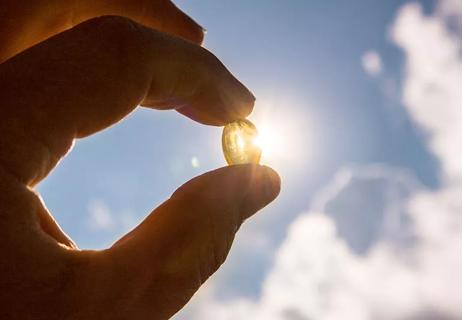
0, 1, 280, 319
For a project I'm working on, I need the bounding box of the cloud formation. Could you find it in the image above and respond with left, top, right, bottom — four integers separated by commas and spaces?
181, 166, 435, 319
392, 1, 462, 181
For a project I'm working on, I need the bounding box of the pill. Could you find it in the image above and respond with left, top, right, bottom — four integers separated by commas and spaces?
222, 119, 261, 165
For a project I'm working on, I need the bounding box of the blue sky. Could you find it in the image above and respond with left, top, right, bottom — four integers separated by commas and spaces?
39, 0, 437, 246
38, 0, 462, 319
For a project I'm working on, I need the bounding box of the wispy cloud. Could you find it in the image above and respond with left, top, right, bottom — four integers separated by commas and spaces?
87, 199, 115, 230
361, 50, 383, 77
87, 199, 137, 233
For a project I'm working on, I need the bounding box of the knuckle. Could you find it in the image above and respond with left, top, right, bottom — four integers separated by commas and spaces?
78, 15, 144, 49
199, 47, 224, 71
84, 15, 138, 35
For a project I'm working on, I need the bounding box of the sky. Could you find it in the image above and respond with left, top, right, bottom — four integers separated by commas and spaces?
36, 0, 462, 319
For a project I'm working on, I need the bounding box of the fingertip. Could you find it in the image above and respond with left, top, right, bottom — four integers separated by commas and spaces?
187, 72, 256, 126
237, 165, 280, 219
170, 164, 280, 221
185, 46, 256, 125
237, 80, 257, 107
261, 165, 282, 202
175, 84, 255, 126
237, 88, 256, 120
226, 80, 256, 122
219, 67, 256, 122
146, 30, 254, 125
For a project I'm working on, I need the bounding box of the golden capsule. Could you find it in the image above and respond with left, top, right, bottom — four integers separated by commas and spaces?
222, 119, 262, 165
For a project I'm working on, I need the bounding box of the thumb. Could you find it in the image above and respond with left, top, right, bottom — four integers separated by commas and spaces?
115, 164, 280, 247
70, 165, 280, 319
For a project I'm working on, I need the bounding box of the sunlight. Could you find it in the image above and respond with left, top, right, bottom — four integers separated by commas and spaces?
236, 134, 246, 149
247, 96, 313, 174
253, 124, 284, 159
214, 92, 316, 177
250, 113, 296, 165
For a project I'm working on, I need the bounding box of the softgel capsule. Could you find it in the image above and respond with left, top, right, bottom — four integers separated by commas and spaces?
222, 119, 261, 165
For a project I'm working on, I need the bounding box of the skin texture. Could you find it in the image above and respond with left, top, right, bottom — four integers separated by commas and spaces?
0, 1, 280, 319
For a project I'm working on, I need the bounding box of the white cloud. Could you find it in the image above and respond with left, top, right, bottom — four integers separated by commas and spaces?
391, 2, 462, 182
87, 199, 115, 230
181, 168, 462, 320
178, 167, 424, 320
87, 199, 138, 233
175, 2, 462, 319
361, 50, 383, 77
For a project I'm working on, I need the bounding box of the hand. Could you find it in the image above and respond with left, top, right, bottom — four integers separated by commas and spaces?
0, 1, 280, 319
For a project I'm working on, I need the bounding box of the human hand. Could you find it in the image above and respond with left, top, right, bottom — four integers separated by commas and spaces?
0, 1, 280, 319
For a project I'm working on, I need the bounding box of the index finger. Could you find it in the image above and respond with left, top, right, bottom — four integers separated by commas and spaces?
0, 16, 254, 186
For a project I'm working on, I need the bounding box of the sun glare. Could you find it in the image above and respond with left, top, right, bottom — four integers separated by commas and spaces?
249, 106, 306, 170
249, 97, 314, 173
253, 124, 284, 159
218, 95, 312, 175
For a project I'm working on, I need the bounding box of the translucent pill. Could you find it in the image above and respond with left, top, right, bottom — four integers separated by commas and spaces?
222, 119, 261, 165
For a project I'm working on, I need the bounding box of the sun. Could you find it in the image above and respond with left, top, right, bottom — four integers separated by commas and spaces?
248, 106, 305, 170
253, 123, 285, 160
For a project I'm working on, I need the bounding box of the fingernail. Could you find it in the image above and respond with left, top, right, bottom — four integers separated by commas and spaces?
183, 16, 206, 43
190, 17, 206, 33
249, 91, 256, 102
262, 166, 281, 201
235, 89, 256, 120
243, 89, 256, 104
